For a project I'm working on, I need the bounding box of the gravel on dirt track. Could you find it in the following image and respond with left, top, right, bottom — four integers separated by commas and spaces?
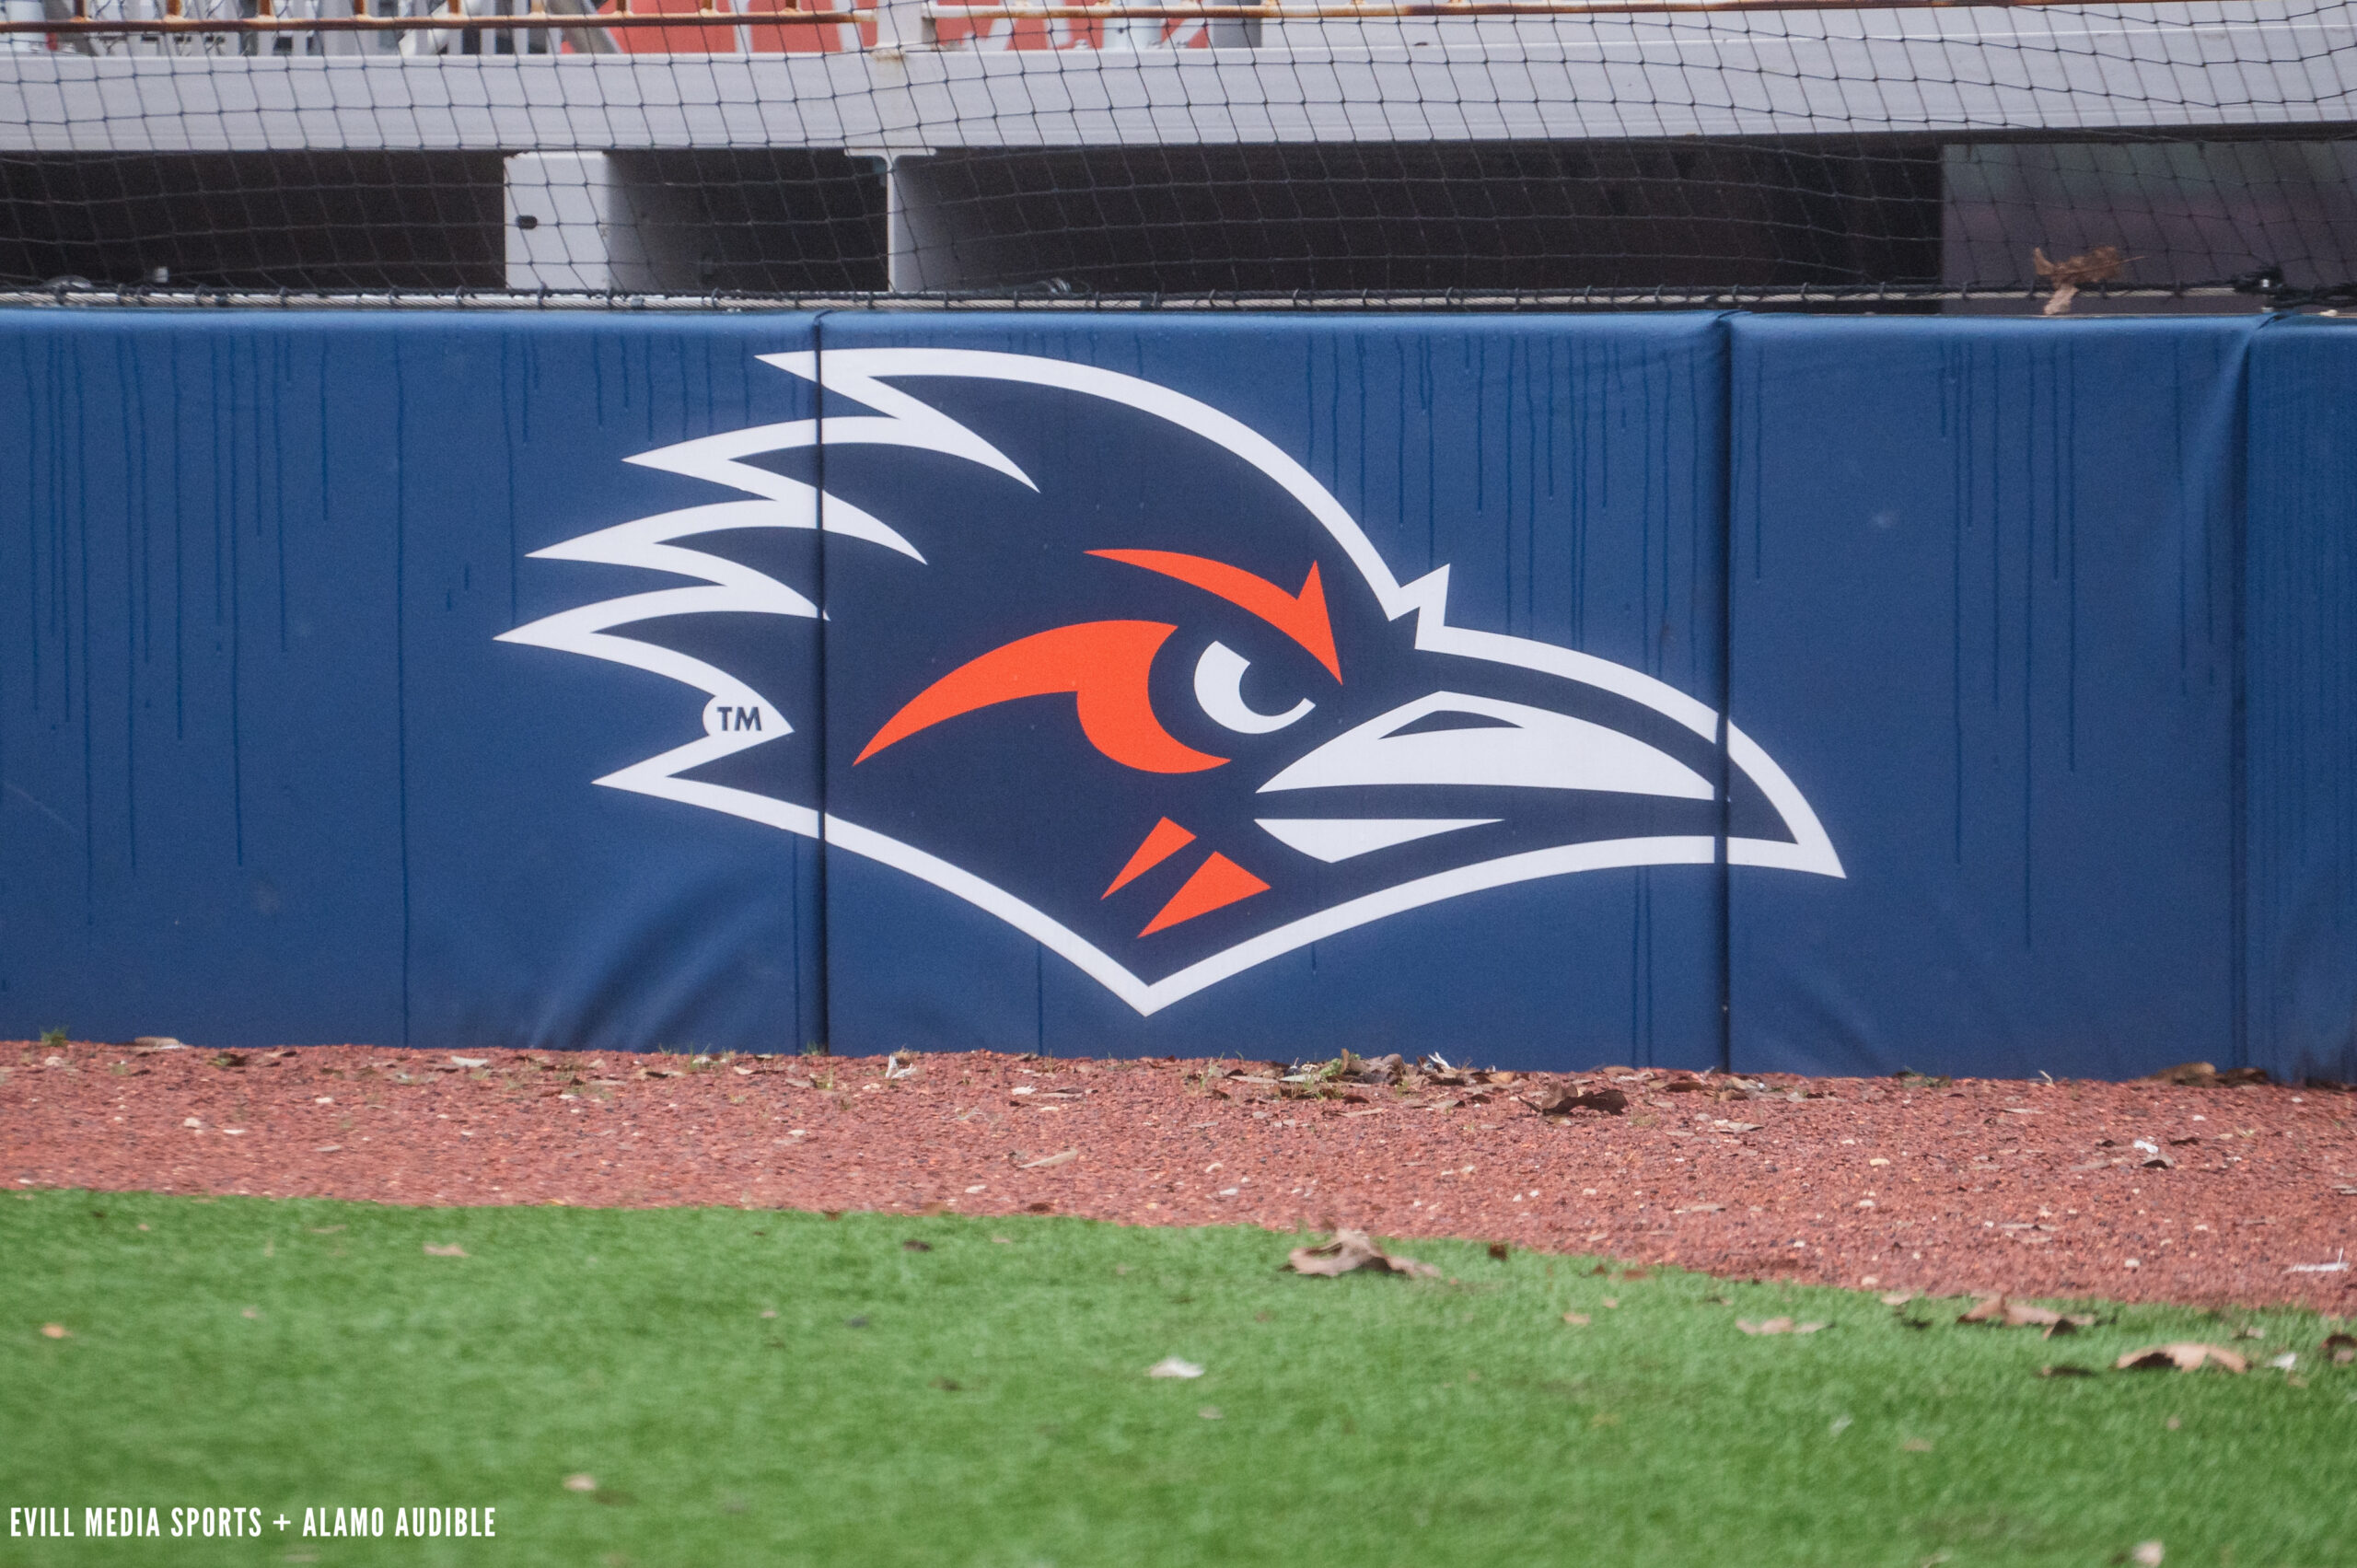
6, 1041, 2352, 1310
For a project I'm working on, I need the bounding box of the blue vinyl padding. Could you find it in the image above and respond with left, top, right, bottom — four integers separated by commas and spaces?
1, 309, 2347, 1080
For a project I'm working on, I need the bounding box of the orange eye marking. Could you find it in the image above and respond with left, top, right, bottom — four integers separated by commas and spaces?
1088, 549, 1341, 682
855, 621, 1227, 774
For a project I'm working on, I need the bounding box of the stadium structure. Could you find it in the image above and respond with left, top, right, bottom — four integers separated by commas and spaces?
2, 0, 2355, 304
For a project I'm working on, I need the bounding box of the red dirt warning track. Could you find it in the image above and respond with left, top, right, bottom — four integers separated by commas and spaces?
6, 1042, 2352, 1310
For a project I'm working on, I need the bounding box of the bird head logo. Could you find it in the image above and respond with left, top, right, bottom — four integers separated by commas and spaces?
501, 348, 1840, 1015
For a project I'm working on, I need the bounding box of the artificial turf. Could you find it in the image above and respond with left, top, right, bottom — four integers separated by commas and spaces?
3, 1190, 2351, 1568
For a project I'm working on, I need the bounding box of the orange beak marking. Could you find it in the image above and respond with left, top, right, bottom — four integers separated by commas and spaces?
1139, 853, 1269, 936
1104, 818, 1198, 899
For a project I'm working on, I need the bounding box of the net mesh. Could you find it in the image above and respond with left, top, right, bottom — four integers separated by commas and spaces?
4, 1, 2355, 304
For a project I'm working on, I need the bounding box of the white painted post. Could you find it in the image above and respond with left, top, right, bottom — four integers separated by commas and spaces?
505, 152, 706, 293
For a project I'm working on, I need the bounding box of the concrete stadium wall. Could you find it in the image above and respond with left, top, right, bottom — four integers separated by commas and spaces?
1, 308, 2351, 1080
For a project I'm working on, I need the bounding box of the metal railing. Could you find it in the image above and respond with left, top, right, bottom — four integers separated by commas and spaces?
0, 0, 2195, 46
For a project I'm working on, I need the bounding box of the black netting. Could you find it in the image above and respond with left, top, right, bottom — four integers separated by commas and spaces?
3, 2, 2354, 306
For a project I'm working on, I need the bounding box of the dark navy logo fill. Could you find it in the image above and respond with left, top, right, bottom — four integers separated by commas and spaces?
502, 350, 1841, 1013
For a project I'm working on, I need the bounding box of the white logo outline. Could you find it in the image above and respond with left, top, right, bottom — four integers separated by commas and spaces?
500, 348, 1842, 1016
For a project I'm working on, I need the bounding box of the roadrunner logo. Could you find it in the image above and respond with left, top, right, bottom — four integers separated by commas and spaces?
502, 349, 1841, 1014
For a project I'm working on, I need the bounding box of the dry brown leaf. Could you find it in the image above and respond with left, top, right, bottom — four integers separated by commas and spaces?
2115, 1342, 2247, 1374
2038, 1364, 2096, 1377
1562, 1312, 1592, 1327
1285, 1228, 1440, 1279
423, 1243, 469, 1258
1957, 1295, 2096, 1331
2033, 245, 2126, 316
1738, 1317, 1825, 1336
2320, 1331, 2356, 1365
1880, 1292, 1918, 1307
2146, 1061, 2218, 1086
1526, 1086, 1629, 1116
40, 1323, 69, 1339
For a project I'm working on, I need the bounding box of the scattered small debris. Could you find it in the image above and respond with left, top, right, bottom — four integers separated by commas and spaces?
1017, 1149, 1078, 1170
1146, 1356, 1204, 1379
448, 1056, 489, 1069
2285, 1250, 2350, 1274
1562, 1312, 1592, 1327
2116, 1343, 2247, 1374
1286, 1228, 1440, 1279
423, 1243, 469, 1258
1737, 1318, 1826, 1336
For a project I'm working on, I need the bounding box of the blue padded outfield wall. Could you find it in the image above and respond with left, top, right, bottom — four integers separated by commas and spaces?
2, 310, 2351, 1082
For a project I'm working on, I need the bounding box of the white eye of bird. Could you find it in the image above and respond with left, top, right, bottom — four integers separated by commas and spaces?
1193, 640, 1314, 735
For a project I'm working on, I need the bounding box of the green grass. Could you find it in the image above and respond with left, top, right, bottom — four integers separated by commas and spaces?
3, 1191, 2351, 1568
